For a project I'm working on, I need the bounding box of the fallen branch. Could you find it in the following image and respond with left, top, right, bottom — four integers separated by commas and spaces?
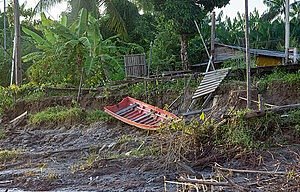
178, 176, 230, 186
9, 111, 28, 124
214, 166, 286, 175
221, 172, 250, 192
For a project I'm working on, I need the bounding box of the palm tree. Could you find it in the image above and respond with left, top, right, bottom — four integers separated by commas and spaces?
262, 0, 300, 21
32, 0, 149, 39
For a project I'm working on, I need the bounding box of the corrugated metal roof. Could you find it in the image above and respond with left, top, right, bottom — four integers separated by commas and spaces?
216, 43, 287, 58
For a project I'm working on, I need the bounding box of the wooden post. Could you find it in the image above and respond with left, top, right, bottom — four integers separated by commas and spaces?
148, 41, 153, 78
285, 0, 290, 64
3, 0, 7, 59
211, 11, 216, 64
245, 0, 251, 109
258, 94, 264, 112
13, 0, 22, 85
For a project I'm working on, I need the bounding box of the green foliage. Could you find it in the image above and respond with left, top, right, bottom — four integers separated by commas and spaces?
151, 16, 180, 72
0, 149, 19, 163
86, 109, 113, 123
257, 70, 300, 92
0, 128, 6, 140
29, 106, 84, 125
29, 106, 114, 126
0, 86, 14, 116
152, 0, 229, 35
23, 10, 129, 87
282, 110, 300, 137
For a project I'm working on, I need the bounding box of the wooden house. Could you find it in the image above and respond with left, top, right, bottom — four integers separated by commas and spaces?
214, 43, 288, 67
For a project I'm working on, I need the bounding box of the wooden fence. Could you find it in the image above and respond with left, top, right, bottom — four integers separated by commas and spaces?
124, 54, 147, 77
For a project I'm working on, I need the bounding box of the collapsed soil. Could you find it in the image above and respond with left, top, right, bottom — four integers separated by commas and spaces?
0, 122, 175, 191
0, 121, 299, 191
1, 81, 300, 191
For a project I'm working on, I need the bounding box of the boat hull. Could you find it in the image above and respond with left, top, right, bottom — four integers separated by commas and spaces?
104, 97, 178, 130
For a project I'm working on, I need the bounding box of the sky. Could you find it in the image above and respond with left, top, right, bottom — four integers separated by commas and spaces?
0, 0, 268, 20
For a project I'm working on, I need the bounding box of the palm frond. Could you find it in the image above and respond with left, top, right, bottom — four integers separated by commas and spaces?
33, 0, 65, 15
103, 0, 128, 39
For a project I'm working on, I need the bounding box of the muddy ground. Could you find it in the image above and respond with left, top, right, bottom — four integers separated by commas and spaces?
1, 81, 300, 191
0, 120, 299, 191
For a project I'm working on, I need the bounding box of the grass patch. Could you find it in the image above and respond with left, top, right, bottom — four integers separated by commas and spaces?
29, 106, 84, 125
257, 70, 300, 92
0, 129, 6, 140
0, 149, 19, 163
30, 107, 113, 126
86, 109, 113, 123
282, 110, 300, 137
0, 86, 14, 116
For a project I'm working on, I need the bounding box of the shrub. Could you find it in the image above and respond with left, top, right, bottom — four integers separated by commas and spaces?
0, 149, 19, 163
29, 106, 84, 125
0, 86, 14, 116
86, 109, 113, 123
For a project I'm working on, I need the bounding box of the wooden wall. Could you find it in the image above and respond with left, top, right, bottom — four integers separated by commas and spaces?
124, 54, 147, 77
256, 56, 282, 67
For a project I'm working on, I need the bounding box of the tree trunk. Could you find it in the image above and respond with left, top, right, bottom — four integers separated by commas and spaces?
180, 34, 189, 70
13, 0, 22, 85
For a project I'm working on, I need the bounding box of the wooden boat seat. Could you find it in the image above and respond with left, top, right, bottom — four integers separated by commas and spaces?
116, 103, 139, 116
132, 112, 151, 122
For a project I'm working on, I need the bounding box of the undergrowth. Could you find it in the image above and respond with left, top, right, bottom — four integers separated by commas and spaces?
257, 70, 300, 92
86, 109, 113, 123
0, 128, 6, 140
29, 107, 112, 125
29, 106, 84, 125
0, 86, 14, 116
162, 109, 300, 150
0, 149, 19, 163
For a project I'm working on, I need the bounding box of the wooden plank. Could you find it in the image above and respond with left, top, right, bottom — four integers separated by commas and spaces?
202, 71, 228, 78
182, 108, 212, 116
203, 68, 230, 75
192, 89, 217, 99
201, 72, 228, 80
198, 77, 226, 86
116, 103, 139, 116
194, 85, 219, 96
10, 111, 28, 124
196, 79, 223, 90
239, 97, 277, 107
132, 113, 151, 122
201, 76, 227, 83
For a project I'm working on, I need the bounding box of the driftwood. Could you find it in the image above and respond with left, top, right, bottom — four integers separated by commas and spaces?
214, 165, 286, 175
9, 111, 27, 124
9, 111, 28, 128
177, 177, 230, 186
221, 174, 249, 192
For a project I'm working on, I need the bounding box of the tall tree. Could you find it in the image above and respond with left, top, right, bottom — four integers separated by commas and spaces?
262, 0, 300, 21
151, 0, 230, 70
12, 0, 22, 85
33, 0, 149, 39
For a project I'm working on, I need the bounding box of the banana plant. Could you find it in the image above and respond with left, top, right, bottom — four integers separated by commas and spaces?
22, 8, 123, 87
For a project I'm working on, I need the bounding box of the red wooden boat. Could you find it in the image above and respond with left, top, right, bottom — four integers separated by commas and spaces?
104, 96, 178, 130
